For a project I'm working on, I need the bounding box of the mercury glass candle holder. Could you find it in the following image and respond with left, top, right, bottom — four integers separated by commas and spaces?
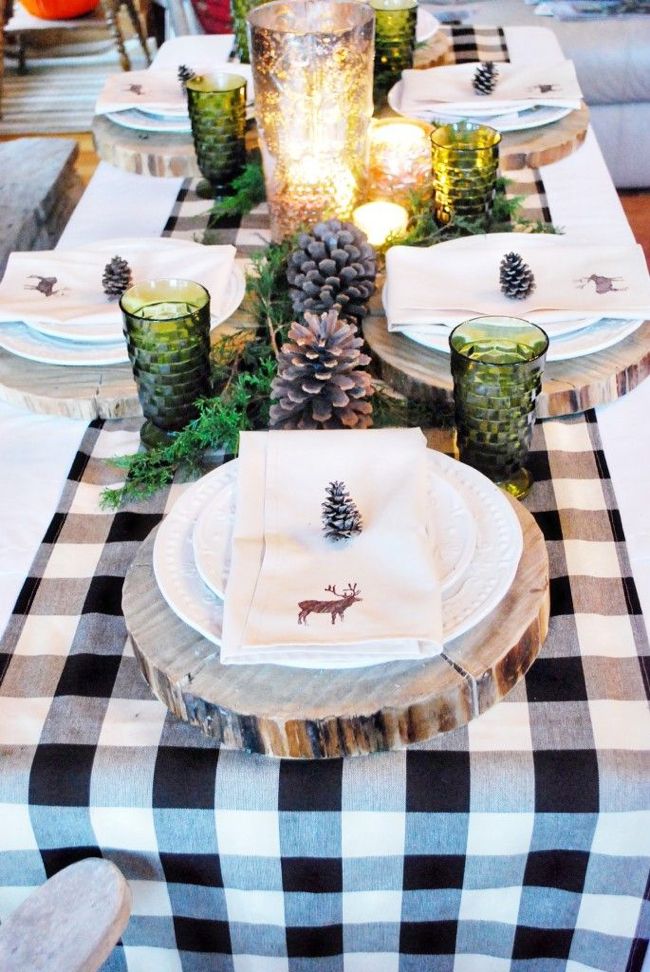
120, 279, 212, 449
368, 118, 433, 204
450, 316, 549, 499
186, 73, 247, 200
249, 0, 374, 241
431, 121, 501, 227
371, 0, 417, 107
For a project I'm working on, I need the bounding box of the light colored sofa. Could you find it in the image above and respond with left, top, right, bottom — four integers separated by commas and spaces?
425, 0, 650, 187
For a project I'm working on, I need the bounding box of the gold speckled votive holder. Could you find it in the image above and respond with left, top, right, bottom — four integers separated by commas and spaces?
450, 316, 549, 499
431, 121, 501, 226
120, 279, 212, 449
186, 72, 247, 200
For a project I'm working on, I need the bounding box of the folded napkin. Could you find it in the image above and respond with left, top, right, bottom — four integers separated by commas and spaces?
95, 63, 253, 116
384, 235, 650, 330
151, 34, 235, 70
400, 59, 582, 116
0, 239, 236, 339
221, 429, 443, 667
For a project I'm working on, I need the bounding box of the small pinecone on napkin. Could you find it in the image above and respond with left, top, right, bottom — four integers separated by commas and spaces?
287, 220, 377, 325
269, 309, 373, 430
500, 252, 535, 299
178, 64, 196, 86
322, 481, 363, 542
473, 61, 499, 95
102, 255, 132, 300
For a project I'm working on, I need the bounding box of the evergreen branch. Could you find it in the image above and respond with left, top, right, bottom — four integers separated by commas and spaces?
208, 160, 265, 223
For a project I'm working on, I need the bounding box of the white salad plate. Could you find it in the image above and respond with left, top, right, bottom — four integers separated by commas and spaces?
106, 108, 192, 133
0, 323, 129, 366
152, 449, 523, 668
192, 463, 478, 602
387, 82, 573, 133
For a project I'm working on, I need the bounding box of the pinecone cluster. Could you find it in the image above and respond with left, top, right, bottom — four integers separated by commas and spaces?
322, 481, 363, 542
473, 61, 498, 95
177, 64, 196, 86
500, 252, 535, 300
287, 220, 377, 325
269, 309, 373, 430
102, 256, 132, 300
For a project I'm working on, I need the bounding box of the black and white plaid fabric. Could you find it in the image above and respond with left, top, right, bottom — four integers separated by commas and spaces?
442, 25, 510, 64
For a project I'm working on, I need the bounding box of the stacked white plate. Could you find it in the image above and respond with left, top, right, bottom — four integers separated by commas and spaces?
151, 448, 524, 670
0, 239, 246, 368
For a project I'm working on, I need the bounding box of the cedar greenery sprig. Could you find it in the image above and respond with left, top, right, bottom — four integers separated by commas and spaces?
208, 160, 266, 223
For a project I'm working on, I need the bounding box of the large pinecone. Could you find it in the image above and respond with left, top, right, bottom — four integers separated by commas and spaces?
102, 255, 132, 300
473, 61, 498, 95
269, 309, 373, 430
287, 220, 377, 325
322, 481, 363, 542
500, 252, 536, 299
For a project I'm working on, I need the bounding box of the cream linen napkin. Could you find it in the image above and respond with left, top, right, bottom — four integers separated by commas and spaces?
220, 429, 443, 667
384, 236, 650, 331
95, 64, 254, 116
399, 60, 582, 116
0, 240, 236, 340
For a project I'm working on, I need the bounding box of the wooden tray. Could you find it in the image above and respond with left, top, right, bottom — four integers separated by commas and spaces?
363, 316, 650, 420
122, 497, 549, 759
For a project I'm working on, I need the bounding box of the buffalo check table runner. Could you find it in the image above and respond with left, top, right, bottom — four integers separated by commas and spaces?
0, 412, 648, 972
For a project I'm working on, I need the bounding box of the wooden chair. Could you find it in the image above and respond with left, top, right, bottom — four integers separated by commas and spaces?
0, 858, 132, 971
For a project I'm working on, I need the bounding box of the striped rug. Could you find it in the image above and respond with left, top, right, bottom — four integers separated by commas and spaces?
1, 37, 151, 134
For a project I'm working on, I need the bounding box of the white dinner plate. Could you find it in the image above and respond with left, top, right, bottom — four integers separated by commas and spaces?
106, 108, 192, 133
152, 450, 523, 668
404, 315, 645, 361
192, 465, 478, 602
387, 81, 573, 133
28, 264, 246, 345
0, 323, 129, 366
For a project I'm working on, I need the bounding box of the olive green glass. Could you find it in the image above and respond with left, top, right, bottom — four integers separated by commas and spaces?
120, 279, 212, 449
371, 0, 417, 107
231, 0, 272, 61
450, 316, 549, 499
186, 73, 247, 200
431, 121, 501, 226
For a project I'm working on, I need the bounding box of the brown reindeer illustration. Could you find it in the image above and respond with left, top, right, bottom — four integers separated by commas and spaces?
529, 83, 560, 95
127, 84, 144, 95
575, 274, 627, 294
297, 583, 362, 626
24, 275, 60, 298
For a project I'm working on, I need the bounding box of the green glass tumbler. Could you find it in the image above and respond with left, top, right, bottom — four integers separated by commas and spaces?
186, 73, 247, 200
120, 279, 212, 449
231, 0, 272, 62
371, 0, 417, 107
450, 316, 549, 499
431, 121, 501, 227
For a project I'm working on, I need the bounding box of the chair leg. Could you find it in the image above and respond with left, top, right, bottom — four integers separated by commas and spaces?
100, 0, 131, 71
122, 0, 152, 65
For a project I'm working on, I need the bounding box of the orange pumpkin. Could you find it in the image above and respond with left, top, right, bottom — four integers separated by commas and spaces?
21, 0, 100, 20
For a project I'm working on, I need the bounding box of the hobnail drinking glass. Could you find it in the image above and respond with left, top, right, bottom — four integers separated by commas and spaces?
431, 121, 501, 226
186, 72, 247, 200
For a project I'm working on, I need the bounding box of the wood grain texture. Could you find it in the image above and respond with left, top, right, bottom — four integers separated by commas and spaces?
499, 103, 589, 172
123, 497, 549, 759
363, 315, 650, 420
92, 114, 200, 178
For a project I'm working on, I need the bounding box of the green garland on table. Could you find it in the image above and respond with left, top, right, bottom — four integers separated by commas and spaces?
100, 177, 554, 509
207, 160, 266, 223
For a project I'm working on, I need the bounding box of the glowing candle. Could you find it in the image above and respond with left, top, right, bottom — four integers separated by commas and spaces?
352, 200, 409, 247
368, 119, 432, 203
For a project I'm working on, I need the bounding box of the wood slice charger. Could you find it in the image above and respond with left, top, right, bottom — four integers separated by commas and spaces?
123, 496, 550, 759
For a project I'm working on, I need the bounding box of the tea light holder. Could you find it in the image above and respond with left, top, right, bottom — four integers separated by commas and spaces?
249, 0, 374, 241
449, 315, 549, 499
120, 279, 212, 449
353, 200, 409, 248
431, 121, 501, 226
186, 72, 247, 200
368, 118, 433, 204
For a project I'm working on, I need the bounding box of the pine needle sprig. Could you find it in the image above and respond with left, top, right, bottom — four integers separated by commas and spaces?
208, 161, 266, 223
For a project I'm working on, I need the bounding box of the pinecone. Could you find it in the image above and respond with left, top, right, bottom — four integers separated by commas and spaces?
269, 309, 373, 430
286, 220, 377, 325
102, 256, 132, 300
500, 252, 536, 300
473, 61, 498, 95
322, 481, 362, 542
178, 64, 196, 86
